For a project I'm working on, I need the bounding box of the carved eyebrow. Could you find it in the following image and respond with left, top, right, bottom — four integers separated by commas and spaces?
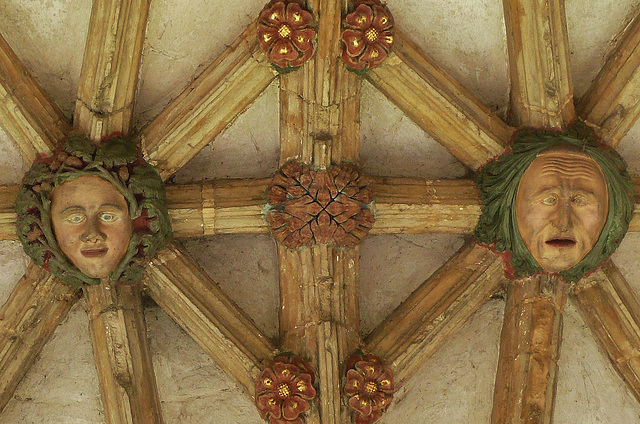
60, 206, 86, 214
100, 203, 127, 211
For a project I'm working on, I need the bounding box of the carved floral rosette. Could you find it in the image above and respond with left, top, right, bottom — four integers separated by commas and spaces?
343, 352, 394, 424
257, 0, 316, 71
265, 161, 375, 249
255, 355, 317, 424
341, 0, 395, 72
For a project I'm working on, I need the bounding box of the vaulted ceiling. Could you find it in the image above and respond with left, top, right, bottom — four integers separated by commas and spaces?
1, 0, 640, 423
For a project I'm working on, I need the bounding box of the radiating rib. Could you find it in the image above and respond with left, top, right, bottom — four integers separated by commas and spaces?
578, 12, 640, 147
572, 260, 640, 405
165, 179, 270, 238
145, 242, 276, 397
74, 0, 151, 139
491, 274, 569, 424
369, 176, 481, 234
276, 2, 362, 422
0, 263, 81, 413
85, 283, 163, 424
74, 2, 163, 422
365, 242, 505, 388
365, 30, 512, 171
0, 33, 69, 161
502, 0, 575, 129
142, 21, 276, 181
278, 244, 360, 424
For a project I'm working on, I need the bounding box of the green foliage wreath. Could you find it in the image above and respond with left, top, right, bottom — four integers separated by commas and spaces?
15, 135, 172, 286
475, 122, 634, 281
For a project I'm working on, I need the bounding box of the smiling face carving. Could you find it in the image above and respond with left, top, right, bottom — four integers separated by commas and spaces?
515, 147, 609, 273
51, 175, 133, 280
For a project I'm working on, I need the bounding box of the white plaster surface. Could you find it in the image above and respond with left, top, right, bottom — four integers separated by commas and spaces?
1, 302, 103, 423
135, 0, 269, 126
379, 299, 503, 423
554, 300, 640, 423
567, 0, 640, 98
172, 82, 280, 183
0, 126, 28, 185
146, 304, 262, 424
0, 0, 91, 117
180, 235, 280, 341
360, 81, 469, 178
359, 234, 465, 336
616, 121, 640, 176
387, 0, 509, 112
0, 241, 29, 306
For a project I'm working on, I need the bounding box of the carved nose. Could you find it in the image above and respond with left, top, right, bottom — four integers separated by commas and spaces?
551, 201, 572, 232
81, 216, 106, 242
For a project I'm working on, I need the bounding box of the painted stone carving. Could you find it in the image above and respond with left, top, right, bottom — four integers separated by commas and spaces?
341, 0, 394, 72
257, 0, 316, 71
265, 161, 375, 249
343, 352, 394, 424
475, 122, 634, 281
15, 135, 172, 286
255, 354, 317, 424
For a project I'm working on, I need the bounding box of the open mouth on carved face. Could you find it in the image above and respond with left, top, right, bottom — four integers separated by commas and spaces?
80, 248, 109, 258
545, 238, 577, 248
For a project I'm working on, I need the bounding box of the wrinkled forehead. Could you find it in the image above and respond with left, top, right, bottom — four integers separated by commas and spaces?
522, 150, 607, 194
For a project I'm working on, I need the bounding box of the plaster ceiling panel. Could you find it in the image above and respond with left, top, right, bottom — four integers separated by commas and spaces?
1, 303, 102, 423
554, 300, 640, 423
359, 233, 466, 336
147, 305, 262, 424
171, 81, 279, 182
0, 241, 28, 307
135, 0, 268, 126
0, 0, 92, 117
615, 122, 640, 176
566, 0, 640, 99
386, 0, 509, 112
180, 235, 279, 341
0, 127, 28, 185
612, 232, 640, 294
360, 81, 468, 178
380, 299, 502, 423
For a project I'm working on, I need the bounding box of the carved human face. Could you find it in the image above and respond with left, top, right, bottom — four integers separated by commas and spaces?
515, 149, 609, 272
51, 175, 133, 280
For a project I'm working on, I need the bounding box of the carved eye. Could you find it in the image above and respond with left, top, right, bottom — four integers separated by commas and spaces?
64, 214, 85, 224
542, 195, 557, 206
572, 196, 587, 206
100, 212, 118, 223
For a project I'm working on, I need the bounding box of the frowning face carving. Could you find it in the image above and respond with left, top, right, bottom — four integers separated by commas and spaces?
515, 149, 609, 272
51, 175, 133, 280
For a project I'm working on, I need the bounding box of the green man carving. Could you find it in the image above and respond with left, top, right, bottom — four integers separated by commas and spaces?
475, 122, 634, 281
15, 135, 172, 286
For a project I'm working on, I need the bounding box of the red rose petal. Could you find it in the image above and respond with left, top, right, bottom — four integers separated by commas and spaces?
281, 396, 310, 420
257, 392, 282, 419
346, 4, 374, 30
342, 29, 366, 57
372, 5, 394, 30
291, 28, 316, 52
261, 2, 286, 26
344, 369, 366, 396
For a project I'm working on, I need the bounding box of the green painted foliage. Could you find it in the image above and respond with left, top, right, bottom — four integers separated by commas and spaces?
475, 122, 634, 281
15, 135, 172, 286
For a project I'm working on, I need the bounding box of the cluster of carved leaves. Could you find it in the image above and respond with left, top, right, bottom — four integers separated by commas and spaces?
265, 161, 375, 249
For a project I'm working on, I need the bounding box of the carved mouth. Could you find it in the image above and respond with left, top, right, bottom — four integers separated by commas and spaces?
545, 238, 576, 248
81, 248, 108, 258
